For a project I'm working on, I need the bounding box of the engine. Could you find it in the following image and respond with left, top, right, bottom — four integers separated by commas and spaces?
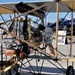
30, 24, 53, 43
30, 23, 45, 42
31, 30, 43, 42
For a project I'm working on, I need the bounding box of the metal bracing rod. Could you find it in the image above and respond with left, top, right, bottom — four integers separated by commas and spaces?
44, 0, 58, 18
39, 58, 45, 74
26, 58, 36, 74
56, 61, 66, 71
39, 44, 45, 73
0, 3, 48, 25
0, 14, 13, 28
35, 51, 39, 73
35, 57, 39, 73
0, 13, 5, 22
59, 11, 70, 24
47, 59, 66, 73
17, 57, 35, 75
22, 58, 33, 65
33, 49, 55, 60
19, 58, 34, 74
0, 13, 9, 27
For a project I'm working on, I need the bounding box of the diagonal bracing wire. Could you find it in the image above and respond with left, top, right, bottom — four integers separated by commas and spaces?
26, 58, 36, 74
17, 57, 35, 75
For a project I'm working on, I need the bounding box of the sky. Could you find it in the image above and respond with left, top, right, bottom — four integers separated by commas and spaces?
0, 0, 53, 3
0, 0, 75, 23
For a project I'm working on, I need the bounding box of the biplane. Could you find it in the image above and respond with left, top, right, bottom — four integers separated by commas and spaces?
0, 0, 75, 75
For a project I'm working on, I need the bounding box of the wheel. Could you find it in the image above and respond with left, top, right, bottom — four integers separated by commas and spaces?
66, 66, 74, 75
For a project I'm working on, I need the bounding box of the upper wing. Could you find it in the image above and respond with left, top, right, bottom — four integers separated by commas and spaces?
0, 0, 75, 19
0, 0, 75, 14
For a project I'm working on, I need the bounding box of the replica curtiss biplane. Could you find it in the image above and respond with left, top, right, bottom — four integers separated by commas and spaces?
0, 0, 75, 75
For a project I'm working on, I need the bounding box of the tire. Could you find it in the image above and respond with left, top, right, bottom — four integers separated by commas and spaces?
66, 66, 74, 75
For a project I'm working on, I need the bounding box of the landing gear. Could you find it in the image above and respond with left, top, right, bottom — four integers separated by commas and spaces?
66, 66, 74, 75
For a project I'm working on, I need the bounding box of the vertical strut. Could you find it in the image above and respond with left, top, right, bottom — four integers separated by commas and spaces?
70, 10, 73, 57
56, 1, 59, 56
